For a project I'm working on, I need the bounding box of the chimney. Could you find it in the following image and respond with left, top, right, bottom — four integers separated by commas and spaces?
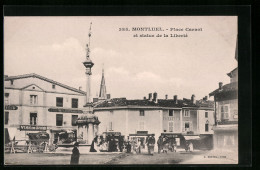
106, 94, 111, 99
144, 96, 147, 100
148, 93, 153, 101
79, 86, 82, 91
204, 96, 208, 101
165, 95, 168, 99
174, 95, 178, 104
153, 92, 158, 103
191, 94, 196, 104
219, 82, 223, 90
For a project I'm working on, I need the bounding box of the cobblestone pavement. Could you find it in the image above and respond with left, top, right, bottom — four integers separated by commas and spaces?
4, 150, 237, 165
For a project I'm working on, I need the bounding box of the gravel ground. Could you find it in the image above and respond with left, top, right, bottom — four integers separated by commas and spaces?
4, 150, 236, 165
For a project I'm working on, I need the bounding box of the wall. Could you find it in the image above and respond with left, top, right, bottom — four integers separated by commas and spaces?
94, 108, 163, 139
182, 109, 198, 134
197, 110, 214, 134
216, 99, 238, 122
4, 76, 85, 133
162, 109, 181, 133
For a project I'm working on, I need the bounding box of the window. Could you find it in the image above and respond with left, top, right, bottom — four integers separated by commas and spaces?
5, 112, 9, 125
10, 80, 14, 85
4, 93, 9, 104
169, 110, 174, 116
30, 113, 37, 125
139, 121, 145, 130
205, 112, 208, 118
184, 110, 190, 117
52, 84, 56, 89
169, 121, 173, 132
140, 110, 145, 116
72, 98, 78, 108
56, 97, 63, 107
221, 105, 229, 120
30, 95, 38, 104
56, 114, 63, 126
109, 122, 113, 131
71, 115, 78, 126
185, 122, 190, 131
205, 123, 209, 132
183, 121, 192, 132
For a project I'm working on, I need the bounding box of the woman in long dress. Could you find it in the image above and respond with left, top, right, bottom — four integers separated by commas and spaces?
70, 142, 80, 165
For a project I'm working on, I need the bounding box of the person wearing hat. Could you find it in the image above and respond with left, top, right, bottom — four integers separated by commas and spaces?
70, 142, 80, 165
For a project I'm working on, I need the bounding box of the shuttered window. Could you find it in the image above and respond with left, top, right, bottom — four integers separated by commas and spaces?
72, 115, 78, 126
169, 121, 173, 132
56, 114, 63, 126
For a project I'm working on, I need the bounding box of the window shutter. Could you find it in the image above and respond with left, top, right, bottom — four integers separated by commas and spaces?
190, 122, 193, 131
225, 106, 229, 119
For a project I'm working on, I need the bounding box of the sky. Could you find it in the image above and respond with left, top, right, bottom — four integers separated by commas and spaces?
4, 16, 237, 100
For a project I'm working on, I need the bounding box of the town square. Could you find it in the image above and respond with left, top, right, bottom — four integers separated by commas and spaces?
4, 16, 238, 165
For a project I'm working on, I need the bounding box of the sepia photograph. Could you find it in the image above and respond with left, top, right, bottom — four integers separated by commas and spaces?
4, 16, 238, 165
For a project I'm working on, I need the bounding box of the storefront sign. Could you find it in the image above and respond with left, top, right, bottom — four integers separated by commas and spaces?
137, 131, 148, 135
5, 105, 18, 110
20, 125, 47, 131
48, 108, 83, 113
163, 117, 180, 121
103, 132, 121, 136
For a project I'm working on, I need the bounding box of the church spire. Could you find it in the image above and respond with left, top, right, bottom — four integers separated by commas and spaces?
99, 64, 107, 100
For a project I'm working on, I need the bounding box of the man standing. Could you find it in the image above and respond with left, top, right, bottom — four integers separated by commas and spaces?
118, 134, 123, 152
157, 135, 163, 154
148, 134, 156, 155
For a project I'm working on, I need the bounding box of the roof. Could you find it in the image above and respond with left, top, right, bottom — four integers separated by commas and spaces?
4, 73, 86, 95
209, 82, 238, 97
94, 97, 214, 109
227, 67, 238, 78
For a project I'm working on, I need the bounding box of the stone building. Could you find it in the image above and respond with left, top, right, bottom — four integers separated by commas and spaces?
4, 73, 86, 145
93, 92, 214, 150
209, 39, 238, 151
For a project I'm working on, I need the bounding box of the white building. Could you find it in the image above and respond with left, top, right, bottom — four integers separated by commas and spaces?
93, 93, 215, 150
4, 73, 86, 144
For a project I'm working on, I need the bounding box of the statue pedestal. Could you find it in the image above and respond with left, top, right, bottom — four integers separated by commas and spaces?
76, 103, 100, 146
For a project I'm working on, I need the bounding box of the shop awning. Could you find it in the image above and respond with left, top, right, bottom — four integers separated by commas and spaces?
183, 135, 200, 140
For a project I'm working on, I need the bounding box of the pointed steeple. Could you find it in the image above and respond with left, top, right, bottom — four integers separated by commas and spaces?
99, 64, 107, 100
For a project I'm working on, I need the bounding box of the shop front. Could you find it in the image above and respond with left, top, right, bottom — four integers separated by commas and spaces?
183, 134, 213, 150
160, 133, 184, 148
5, 125, 49, 153
50, 129, 77, 145
129, 131, 154, 149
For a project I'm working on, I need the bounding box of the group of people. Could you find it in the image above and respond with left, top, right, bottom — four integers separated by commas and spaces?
70, 134, 195, 164
157, 135, 177, 154
89, 134, 125, 152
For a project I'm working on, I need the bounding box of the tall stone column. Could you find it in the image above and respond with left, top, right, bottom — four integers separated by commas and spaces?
88, 123, 94, 144
76, 23, 101, 148
94, 124, 99, 136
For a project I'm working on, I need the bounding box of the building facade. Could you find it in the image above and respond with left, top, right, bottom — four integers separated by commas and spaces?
93, 93, 214, 150
209, 41, 238, 151
4, 73, 86, 145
